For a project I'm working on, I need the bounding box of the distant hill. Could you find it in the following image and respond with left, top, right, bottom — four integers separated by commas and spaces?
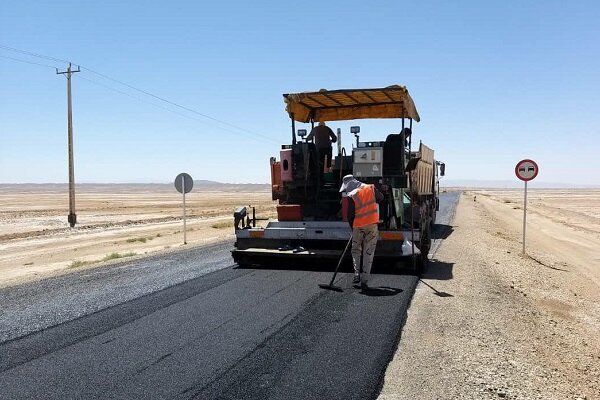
194, 179, 223, 186
0, 181, 271, 193
193, 180, 270, 191
441, 179, 600, 189
194, 179, 268, 186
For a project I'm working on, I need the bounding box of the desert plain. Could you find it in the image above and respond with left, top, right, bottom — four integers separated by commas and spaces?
0, 183, 273, 288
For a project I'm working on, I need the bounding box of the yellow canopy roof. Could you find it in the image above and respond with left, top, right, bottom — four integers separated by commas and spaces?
283, 85, 420, 123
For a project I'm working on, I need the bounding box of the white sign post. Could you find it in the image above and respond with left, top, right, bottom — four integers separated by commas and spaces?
515, 159, 539, 255
174, 173, 194, 245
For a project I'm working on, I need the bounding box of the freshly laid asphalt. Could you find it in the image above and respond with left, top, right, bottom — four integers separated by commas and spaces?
0, 191, 460, 400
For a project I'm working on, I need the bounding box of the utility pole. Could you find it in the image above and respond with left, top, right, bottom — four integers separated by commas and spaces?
56, 63, 80, 227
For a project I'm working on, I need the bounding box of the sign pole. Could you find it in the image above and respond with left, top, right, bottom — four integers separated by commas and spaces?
174, 172, 193, 245
522, 180, 527, 255
182, 175, 187, 245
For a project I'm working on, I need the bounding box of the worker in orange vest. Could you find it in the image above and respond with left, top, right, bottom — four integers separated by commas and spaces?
339, 174, 383, 290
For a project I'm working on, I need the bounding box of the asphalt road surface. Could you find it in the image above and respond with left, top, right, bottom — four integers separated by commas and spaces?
0, 191, 460, 400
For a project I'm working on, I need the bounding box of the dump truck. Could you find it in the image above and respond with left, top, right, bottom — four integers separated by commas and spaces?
231, 86, 444, 273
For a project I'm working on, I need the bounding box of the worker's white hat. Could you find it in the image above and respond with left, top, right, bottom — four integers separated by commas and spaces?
339, 174, 362, 193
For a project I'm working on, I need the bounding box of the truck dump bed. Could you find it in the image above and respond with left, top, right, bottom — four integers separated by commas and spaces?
411, 143, 434, 196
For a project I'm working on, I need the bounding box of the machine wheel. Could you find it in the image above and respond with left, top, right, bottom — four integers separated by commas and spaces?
420, 224, 432, 258
416, 223, 432, 275
410, 253, 428, 276
232, 254, 253, 269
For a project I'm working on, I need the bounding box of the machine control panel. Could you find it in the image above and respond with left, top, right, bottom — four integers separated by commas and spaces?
353, 147, 383, 177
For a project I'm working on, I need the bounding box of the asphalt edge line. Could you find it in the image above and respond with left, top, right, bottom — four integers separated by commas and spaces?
373, 191, 462, 399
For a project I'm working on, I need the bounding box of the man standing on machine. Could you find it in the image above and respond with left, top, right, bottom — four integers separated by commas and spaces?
307, 121, 337, 176
339, 175, 383, 290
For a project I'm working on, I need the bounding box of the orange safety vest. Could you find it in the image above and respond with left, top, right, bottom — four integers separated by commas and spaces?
350, 184, 379, 228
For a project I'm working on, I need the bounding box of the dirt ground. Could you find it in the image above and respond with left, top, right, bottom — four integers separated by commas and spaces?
0, 184, 274, 288
379, 189, 600, 400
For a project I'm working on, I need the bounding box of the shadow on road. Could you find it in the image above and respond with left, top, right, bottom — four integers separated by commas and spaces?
235, 259, 354, 273
423, 259, 454, 280
236, 260, 427, 276
235, 258, 453, 278
359, 286, 404, 297
235, 257, 411, 275
432, 224, 454, 240
418, 279, 453, 297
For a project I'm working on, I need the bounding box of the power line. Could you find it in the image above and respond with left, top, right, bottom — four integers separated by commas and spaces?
0, 44, 279, 143
81, 66, 278, 143
77, 75, 276, 143
1, 54, 200, 124
78, 75, 205, 121
0, 54, 59, 69
0, 53, 275, 143
0, 44, 69, 64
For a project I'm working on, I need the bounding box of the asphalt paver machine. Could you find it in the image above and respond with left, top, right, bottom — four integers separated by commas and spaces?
232, 86, 444, 273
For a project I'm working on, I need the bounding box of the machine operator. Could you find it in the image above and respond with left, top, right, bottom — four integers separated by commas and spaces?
307, 121, 337, 173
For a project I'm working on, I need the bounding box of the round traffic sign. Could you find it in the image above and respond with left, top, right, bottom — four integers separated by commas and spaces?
515, 159, 538, 181
175, 173, 194, 193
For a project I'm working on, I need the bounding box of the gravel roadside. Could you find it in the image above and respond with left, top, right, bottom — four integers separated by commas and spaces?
378, 192, 600, 400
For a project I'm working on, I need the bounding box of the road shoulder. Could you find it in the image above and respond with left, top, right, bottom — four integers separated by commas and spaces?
378, 192, 600, 399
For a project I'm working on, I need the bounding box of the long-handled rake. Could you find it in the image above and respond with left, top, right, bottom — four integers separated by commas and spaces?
318, 235, 353, 292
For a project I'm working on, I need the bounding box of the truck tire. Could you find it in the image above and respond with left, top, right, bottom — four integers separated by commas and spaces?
410, 252, 428, 276
430, 206, 437, 229
416, 224, 431, 275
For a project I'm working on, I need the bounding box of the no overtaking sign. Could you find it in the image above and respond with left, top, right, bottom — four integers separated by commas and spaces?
515, 159, 538, 255
515, 159, 539, 182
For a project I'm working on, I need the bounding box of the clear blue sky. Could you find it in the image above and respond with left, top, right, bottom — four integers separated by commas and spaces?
1, 1, 599, 184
